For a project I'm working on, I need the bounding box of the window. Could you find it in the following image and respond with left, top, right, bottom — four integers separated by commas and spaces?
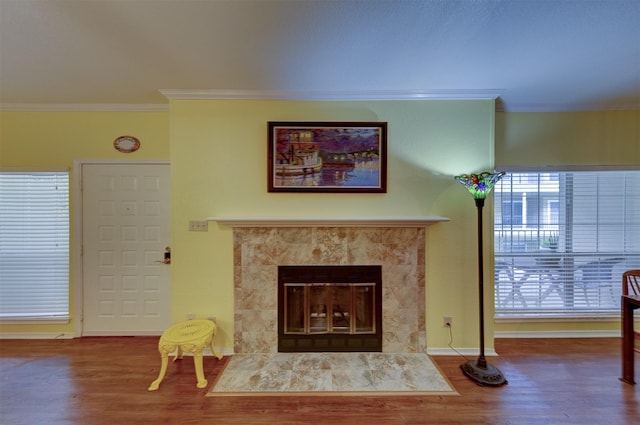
494, 170, 640, 318
0, 171, 69, 321
502, 200, 523, 226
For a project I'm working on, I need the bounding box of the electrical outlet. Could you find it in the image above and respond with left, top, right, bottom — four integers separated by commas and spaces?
189, 220, 208, 232
443, 316, 453, 327
187, 313, 196, 320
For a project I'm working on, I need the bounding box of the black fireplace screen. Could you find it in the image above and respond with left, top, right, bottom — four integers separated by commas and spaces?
278, 265, 382, 352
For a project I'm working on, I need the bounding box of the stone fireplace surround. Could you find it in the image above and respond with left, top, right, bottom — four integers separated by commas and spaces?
211, 217, 448, 354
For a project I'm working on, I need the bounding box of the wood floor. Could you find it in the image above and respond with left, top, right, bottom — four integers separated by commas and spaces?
0, 337, 638, 425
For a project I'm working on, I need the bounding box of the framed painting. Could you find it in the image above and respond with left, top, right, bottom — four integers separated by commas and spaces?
268, 121, 387, 193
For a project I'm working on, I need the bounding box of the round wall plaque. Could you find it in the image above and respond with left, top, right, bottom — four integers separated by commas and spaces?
113, 135, 140, 153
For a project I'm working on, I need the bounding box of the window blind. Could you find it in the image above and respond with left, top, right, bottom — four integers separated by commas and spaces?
0, 171, 69, 320
494, 170, 640, 317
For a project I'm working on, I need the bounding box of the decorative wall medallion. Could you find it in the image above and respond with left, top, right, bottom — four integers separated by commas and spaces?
113, 135, 140, 153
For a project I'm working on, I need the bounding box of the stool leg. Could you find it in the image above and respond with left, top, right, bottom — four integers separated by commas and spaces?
148, 353, 169, 391
174, 345, 184, 362
210, 339, 223, 360
193, 349, 208, 388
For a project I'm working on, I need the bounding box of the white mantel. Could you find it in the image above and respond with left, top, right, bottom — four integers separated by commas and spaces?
207, 216, 450, 228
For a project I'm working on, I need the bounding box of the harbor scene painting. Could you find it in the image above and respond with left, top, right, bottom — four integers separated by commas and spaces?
268, 122, 387, 193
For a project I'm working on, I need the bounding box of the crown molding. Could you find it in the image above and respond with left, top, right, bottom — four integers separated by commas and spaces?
159, 88, 502, 101
0, 103, 169, 112
2, 93, 636, 112
502, 101, 640, 113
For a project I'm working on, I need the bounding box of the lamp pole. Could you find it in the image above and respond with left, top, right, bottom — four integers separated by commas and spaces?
455, 171, 507, 386
475, 198, 487, 369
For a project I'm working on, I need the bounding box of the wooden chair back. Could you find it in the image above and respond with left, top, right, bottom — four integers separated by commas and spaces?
623, 270, 640, 296
622, 270, 640, 353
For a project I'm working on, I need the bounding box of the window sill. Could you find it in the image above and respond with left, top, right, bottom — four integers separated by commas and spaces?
0, 317, 70, 325
495, 312, 624, 323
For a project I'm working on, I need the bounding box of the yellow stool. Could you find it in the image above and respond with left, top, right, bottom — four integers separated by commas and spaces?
148, 319, 223, 391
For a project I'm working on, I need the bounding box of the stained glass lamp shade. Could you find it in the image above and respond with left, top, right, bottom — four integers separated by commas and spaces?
454, 171, 506, 202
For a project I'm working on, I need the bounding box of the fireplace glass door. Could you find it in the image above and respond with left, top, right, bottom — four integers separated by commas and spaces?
284, 283, 375, 335
278, 265, 382, 352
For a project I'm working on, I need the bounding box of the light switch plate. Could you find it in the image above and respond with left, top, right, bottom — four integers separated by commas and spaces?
189, 220, 208, 232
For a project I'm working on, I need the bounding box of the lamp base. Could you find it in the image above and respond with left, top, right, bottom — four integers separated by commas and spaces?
460, 359, 508, 386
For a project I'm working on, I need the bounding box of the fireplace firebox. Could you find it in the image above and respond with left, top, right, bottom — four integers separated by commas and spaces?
277, 265, 382, 352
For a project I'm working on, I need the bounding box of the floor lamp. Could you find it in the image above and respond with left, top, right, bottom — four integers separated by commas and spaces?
454, 171, 508, 387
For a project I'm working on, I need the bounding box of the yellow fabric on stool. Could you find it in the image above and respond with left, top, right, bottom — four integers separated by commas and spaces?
148, 319, 222, 391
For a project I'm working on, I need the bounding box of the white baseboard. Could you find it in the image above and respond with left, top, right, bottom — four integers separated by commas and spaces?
495, 330, 620, 338
426, 331, 620, 355
427, 348, 499, 356
205, 347, 234, 357
217, 347, 234, 357
79, 330, 164, 337
0, 332, 75, 339
162, 347, 233, 357
0, 332, 233, 357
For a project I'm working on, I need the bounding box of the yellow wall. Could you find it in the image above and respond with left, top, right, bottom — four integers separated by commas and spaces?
1, 106, 638, 349
0, 111, 169, 167
169, 99, 496, 351
0, 110, 170, 335
496, 111, 639, 167
495, 110, 640, 335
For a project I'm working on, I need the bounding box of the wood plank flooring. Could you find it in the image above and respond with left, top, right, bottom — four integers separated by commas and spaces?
0, 337, 638, 425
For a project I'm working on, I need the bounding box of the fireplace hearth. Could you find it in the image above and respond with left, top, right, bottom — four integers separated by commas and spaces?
278, 265, 382, 352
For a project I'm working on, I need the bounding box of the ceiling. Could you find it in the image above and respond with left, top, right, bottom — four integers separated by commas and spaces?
1, 0, 639, 112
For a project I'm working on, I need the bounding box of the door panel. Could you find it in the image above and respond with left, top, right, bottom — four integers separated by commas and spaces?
82, 164, 170, 335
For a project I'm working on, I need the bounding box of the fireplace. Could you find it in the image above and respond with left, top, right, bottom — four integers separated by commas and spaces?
278, 265, 382, 352
218, 217, 449, 354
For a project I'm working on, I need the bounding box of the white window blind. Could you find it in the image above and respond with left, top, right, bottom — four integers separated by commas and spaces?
0, 171, 69, 320
494, 170, 640, 317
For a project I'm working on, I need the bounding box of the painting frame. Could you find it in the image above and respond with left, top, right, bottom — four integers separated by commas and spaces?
268, 121, 388, 193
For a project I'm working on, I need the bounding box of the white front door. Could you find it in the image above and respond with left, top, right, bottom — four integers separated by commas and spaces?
81, 163, 171, 335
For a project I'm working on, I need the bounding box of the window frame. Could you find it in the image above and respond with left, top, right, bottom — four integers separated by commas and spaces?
493, 166, 640, 320
0, 169, 70, 323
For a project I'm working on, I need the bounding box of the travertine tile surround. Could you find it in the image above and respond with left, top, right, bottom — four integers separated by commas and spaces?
233, 226, 426, 353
